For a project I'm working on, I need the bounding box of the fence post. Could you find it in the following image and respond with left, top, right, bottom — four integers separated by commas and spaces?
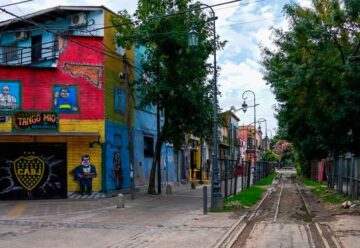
349, 154, 354, 198
234, 160, 238, 196
224, 159, 228, 198
241, 161, 244, 191
247, 160, 251, 188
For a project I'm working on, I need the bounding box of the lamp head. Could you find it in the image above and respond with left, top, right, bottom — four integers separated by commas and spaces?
241, 101, 248, 113
188, 27, 199, 47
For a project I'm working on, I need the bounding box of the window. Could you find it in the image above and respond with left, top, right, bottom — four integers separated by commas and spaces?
2, 45, 18, 63
115, 88, 125, 113
144, 136, 154, 157
247, 137, 253, 150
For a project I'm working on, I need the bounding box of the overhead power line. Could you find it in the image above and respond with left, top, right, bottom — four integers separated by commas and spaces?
0, 0, 32, 8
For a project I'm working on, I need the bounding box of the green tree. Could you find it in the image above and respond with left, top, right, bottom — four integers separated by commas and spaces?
112, 0, 224, 194
262, 0, 360, 175
261, 150, 280, 162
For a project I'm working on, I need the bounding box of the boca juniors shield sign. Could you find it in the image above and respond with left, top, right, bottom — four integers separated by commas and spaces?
14, 156, 45, 191
0, 143, 67, 200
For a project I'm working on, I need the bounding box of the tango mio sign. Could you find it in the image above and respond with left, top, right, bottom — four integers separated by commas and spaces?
14, 111, 58, 131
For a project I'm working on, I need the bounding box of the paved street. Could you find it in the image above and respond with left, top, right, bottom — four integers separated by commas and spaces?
0, 184, 239, 248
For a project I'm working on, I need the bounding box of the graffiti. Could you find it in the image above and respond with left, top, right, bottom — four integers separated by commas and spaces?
113, 150, 123, 189
62, 63, 103, 88
72, 155, 96, 195
0, 143, 67, 200
53, 85, 78, 113
0, 81, 20, 111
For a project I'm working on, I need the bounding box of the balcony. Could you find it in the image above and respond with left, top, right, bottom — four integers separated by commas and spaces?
0, 40, 59, 67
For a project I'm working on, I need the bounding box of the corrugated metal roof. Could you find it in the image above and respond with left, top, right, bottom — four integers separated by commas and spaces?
0, 5, 116, 29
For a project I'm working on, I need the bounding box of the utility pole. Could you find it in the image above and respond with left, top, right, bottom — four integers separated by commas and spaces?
122, 54, 135, 200
157, 103, 162, 194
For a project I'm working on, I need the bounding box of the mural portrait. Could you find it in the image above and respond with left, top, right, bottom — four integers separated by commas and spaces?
53, 85, 79, 113
0, 81, 20, 111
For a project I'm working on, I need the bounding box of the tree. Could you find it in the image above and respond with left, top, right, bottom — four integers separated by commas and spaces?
261, 150, 280, 162
261, 0, 360, 174
112, 0, 224, 194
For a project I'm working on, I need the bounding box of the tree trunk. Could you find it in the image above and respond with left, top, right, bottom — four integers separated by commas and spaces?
148, 131, 164, 194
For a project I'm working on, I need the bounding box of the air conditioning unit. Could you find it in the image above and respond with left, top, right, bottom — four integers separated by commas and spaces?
70, 12, 87, 27
14, 31, 28, 41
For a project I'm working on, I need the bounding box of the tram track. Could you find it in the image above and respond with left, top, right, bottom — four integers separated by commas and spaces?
217, 168, 344, 248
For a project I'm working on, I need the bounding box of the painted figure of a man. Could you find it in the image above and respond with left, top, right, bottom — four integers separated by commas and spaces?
0, 85, 17, 109
54, 86, 78, 112
73, 155, 97, 195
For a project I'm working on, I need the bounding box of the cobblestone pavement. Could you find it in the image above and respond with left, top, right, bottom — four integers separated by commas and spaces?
0, 185, 240, 248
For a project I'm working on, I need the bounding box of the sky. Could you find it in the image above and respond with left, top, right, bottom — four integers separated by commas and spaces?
0, 0, 312, 138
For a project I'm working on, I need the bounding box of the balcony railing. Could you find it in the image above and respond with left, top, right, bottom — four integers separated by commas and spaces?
0, 40, 59, 66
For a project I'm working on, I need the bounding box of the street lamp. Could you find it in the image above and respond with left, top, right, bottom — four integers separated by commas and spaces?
188, 2, 222, 209
242, 90, 257, 163
257, 118, 268, 151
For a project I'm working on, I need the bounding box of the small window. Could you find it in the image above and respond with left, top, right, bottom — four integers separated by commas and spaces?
115, 88, 125, 113
144, 136, 154, 157
2, 45, 18, 63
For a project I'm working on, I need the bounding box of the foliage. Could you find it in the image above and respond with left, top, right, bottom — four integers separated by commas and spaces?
254, 171, 276, 185
302, 178, 351, 204
224, 186, 265, 210
112, 0, 225, 193
262, 0, 360, 173
260, 150, 280, 162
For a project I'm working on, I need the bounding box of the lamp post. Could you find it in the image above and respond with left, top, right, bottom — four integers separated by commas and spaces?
257, 118, 267, 151
188, 2, 222, 209
241, 90, 257, 163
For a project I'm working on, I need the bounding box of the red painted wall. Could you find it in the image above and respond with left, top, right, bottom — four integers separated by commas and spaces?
0, 36, 105, 119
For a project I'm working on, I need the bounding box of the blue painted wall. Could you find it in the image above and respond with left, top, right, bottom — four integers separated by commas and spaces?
105, 120, 131, 191
133, 46, 177, 187
0, 9, 104, 67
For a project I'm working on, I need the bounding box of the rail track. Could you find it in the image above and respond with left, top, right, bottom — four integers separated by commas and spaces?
216, 168, 343, 248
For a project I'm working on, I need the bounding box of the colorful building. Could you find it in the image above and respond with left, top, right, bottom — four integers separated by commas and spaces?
0, 6, 134, 199
238, 125, 262, 163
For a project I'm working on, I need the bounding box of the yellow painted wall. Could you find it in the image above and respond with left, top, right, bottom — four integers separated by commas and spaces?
0, 120, 105, 192
103, 10, 135, 124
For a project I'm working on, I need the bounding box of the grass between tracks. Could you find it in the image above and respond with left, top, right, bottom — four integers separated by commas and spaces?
301, 178, 351, 204
220, 173, 275, 211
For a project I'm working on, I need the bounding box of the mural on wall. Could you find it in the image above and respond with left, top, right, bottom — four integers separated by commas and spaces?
72, 155, 97, 195
62, 63, 103, 88
53, 85, 79, 113
0, 143, 67, 200
112, 150, 123, 189
0, 81, 20, 111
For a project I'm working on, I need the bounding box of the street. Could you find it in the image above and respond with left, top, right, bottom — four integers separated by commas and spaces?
0, 171, 360, 248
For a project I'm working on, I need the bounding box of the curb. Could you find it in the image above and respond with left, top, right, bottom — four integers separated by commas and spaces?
213, 186, 273, 248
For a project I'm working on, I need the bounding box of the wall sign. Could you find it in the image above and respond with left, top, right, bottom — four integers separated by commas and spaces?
13, 111, 58, 131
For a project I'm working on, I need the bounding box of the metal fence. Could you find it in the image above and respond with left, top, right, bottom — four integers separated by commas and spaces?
219, 159, 275, 198
326, 154, 360, 199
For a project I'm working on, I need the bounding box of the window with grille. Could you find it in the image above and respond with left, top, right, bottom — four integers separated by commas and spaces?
2, 45, 18, 63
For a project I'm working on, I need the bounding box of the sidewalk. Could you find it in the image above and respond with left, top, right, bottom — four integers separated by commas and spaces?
0, 183, 239, 248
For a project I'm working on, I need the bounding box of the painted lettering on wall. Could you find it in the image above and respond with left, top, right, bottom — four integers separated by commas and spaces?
14, 155, 45, 191
14, 111, 58, 130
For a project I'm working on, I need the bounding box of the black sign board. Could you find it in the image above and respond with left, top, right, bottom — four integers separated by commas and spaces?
0, 143, 67, 199
13, 111, 58, 131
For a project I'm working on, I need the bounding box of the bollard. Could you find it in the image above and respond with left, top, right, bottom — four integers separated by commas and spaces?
191, 181, 196, 189
203, 186, 208, 215
166, 184, 172, 195
117, 193, 125, 208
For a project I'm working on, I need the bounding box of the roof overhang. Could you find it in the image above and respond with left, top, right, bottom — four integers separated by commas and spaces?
0, 5, 114, 31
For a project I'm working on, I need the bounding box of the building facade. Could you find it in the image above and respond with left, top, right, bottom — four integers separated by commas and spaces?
0, 6, 133, 199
